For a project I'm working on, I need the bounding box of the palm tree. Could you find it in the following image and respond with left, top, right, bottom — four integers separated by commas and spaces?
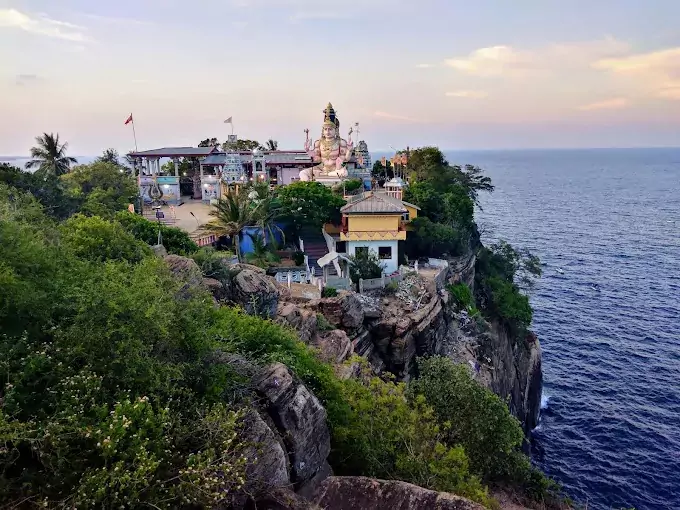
208, 187, 257, 261
25, 133, 77, 177
265, 139, 278, 151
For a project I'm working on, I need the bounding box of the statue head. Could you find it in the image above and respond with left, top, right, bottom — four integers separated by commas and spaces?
321, 102, 340, 140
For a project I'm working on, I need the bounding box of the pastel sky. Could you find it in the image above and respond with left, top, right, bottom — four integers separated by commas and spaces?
2, 0, 680, 155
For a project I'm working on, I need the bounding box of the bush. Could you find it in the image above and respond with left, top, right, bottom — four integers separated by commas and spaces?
409, 357, 526, 481
348, 249, 384, 283
115, 211, 198, 255
293, 250, 305, 266
60, 214, 151, 263
447, 283, 474, 310
321, 286, 338, 298
331, 362, 491, 507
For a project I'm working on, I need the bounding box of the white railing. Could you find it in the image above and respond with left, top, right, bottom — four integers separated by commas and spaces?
358, 273, 403, 293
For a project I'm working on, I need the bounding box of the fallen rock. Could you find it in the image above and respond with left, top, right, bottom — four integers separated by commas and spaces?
312, 294, 364, 330
313, 477, 485, 510
232, 269, 280, 318
312, 329, 352, 363
254, 363, 331, 485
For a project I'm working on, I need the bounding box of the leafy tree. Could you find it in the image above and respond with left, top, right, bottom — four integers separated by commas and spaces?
265, 139, 278, 150
406, 217, 466, 258
60, 214, 151, 263
115, 211, 198, 255
198, 137, 220, 148
25, 132, 78, 177
475, 241, 541, 334
409, 357, 526, 481
97, 148, 122, 166
61, 161, 138, 219
0, 163, 77, 219
276, 181, 345, 235
348, 249, 385, 283
451, 164, 494, 208
223, 138, 263, 151
372, 159, 393, 185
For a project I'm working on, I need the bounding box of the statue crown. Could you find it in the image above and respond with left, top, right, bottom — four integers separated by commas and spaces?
323, 102, 340, 129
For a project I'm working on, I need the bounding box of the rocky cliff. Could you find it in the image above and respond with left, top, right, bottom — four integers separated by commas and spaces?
275, 254, 542, 435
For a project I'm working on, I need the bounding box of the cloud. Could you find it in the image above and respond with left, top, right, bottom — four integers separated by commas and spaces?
445, 37, 629, 78
416, 63, 434, 69
14, 74, 43, 86
593, 47, 680, 100
578, 98, 628, 111
289, 10, 348, 21
79, 13, 151, 26
0, 8, 90, 42
373, 111, 424, 123
446, 90, 488, 99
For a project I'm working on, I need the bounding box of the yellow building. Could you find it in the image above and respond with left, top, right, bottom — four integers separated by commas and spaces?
338, 191, 420, 274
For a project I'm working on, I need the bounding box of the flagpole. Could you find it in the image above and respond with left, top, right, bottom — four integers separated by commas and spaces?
131, 115, 138, 152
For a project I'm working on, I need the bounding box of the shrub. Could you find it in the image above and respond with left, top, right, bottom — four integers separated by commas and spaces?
447, 283, 474, 310
321, 286, 338, 298
406, 217, 467, 259
331, 362, 492, 507
316, 313, 334, 331
60, 214, 151, 263
115, 211, 198, 254
409, 356, 526, 481
348, 249, 384, 283
293, 250, 305, 266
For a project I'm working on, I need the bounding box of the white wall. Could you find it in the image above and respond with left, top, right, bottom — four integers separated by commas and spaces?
347, 240, 399, 274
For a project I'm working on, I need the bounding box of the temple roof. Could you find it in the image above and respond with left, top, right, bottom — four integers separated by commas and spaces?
130, 147, 218, 158
341, 192, 408, 215
201, 151, 313, 166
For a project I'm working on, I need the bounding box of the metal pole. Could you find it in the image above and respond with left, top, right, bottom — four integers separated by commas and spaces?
131, 118, 139, 152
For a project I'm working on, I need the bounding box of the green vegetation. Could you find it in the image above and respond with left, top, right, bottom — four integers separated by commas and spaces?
116, 211, 199, 255
25, 132, 78, 177
321, 286, 338, 298
408, 217, 468, 258
348, 249, 385, 283
275, 181, 345, 234
447, 282, 475, 311
475, 241, 542, 334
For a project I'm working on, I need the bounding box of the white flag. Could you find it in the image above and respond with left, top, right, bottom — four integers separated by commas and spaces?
224, 117, 233, 124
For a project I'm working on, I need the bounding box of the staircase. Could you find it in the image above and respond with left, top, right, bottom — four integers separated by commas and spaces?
299, 227, 337, 278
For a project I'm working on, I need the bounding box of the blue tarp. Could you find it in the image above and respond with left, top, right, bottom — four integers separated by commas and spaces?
239, 223, 286, 255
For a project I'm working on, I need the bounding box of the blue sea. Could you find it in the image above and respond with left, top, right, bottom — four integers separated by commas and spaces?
442, 148, 679, 510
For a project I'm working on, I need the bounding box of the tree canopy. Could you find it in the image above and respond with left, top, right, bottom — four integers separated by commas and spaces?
275, 181, 346, 234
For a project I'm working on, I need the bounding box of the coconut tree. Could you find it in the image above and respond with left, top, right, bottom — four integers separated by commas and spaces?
208, 187, 257, 261
25, 133, 77, 177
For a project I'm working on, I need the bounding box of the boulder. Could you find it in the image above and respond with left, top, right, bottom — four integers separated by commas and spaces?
164, 255, 205, 299
203, 277, 227, 301
248, 488, 317, 510
312, 329, 352, 363
312, 294, 364, 330
312, 477, 485, 510
277, 302, 318, 343
254, 363, 331, 485
151, 244, 168, 257
232, 269, 280, 318
240, 410, 290, 493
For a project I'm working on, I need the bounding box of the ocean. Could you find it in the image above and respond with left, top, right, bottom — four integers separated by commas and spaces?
443, 148, 679, 510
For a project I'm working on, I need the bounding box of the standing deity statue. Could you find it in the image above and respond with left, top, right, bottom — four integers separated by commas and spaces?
299, 103, 354, 181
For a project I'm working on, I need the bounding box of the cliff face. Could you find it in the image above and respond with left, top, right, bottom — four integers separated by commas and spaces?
277, 254, 542, 435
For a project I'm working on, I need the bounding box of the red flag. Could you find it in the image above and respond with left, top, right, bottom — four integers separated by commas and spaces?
124, 114, 133, 125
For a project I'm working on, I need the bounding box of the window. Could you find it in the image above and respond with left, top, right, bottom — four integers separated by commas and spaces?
355, 247, 368, 257
402, 212, 410, 221
378, 246, 392, 260
336, 241, 347, 253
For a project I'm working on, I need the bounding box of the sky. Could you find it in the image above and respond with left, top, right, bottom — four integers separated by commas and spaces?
2, 0, 680, 155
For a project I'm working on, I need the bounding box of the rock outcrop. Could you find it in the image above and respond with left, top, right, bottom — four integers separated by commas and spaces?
313, 477, 485, 510
232, 269, 280, 318
275, 253, 542, 435
254, 363, 332, 487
